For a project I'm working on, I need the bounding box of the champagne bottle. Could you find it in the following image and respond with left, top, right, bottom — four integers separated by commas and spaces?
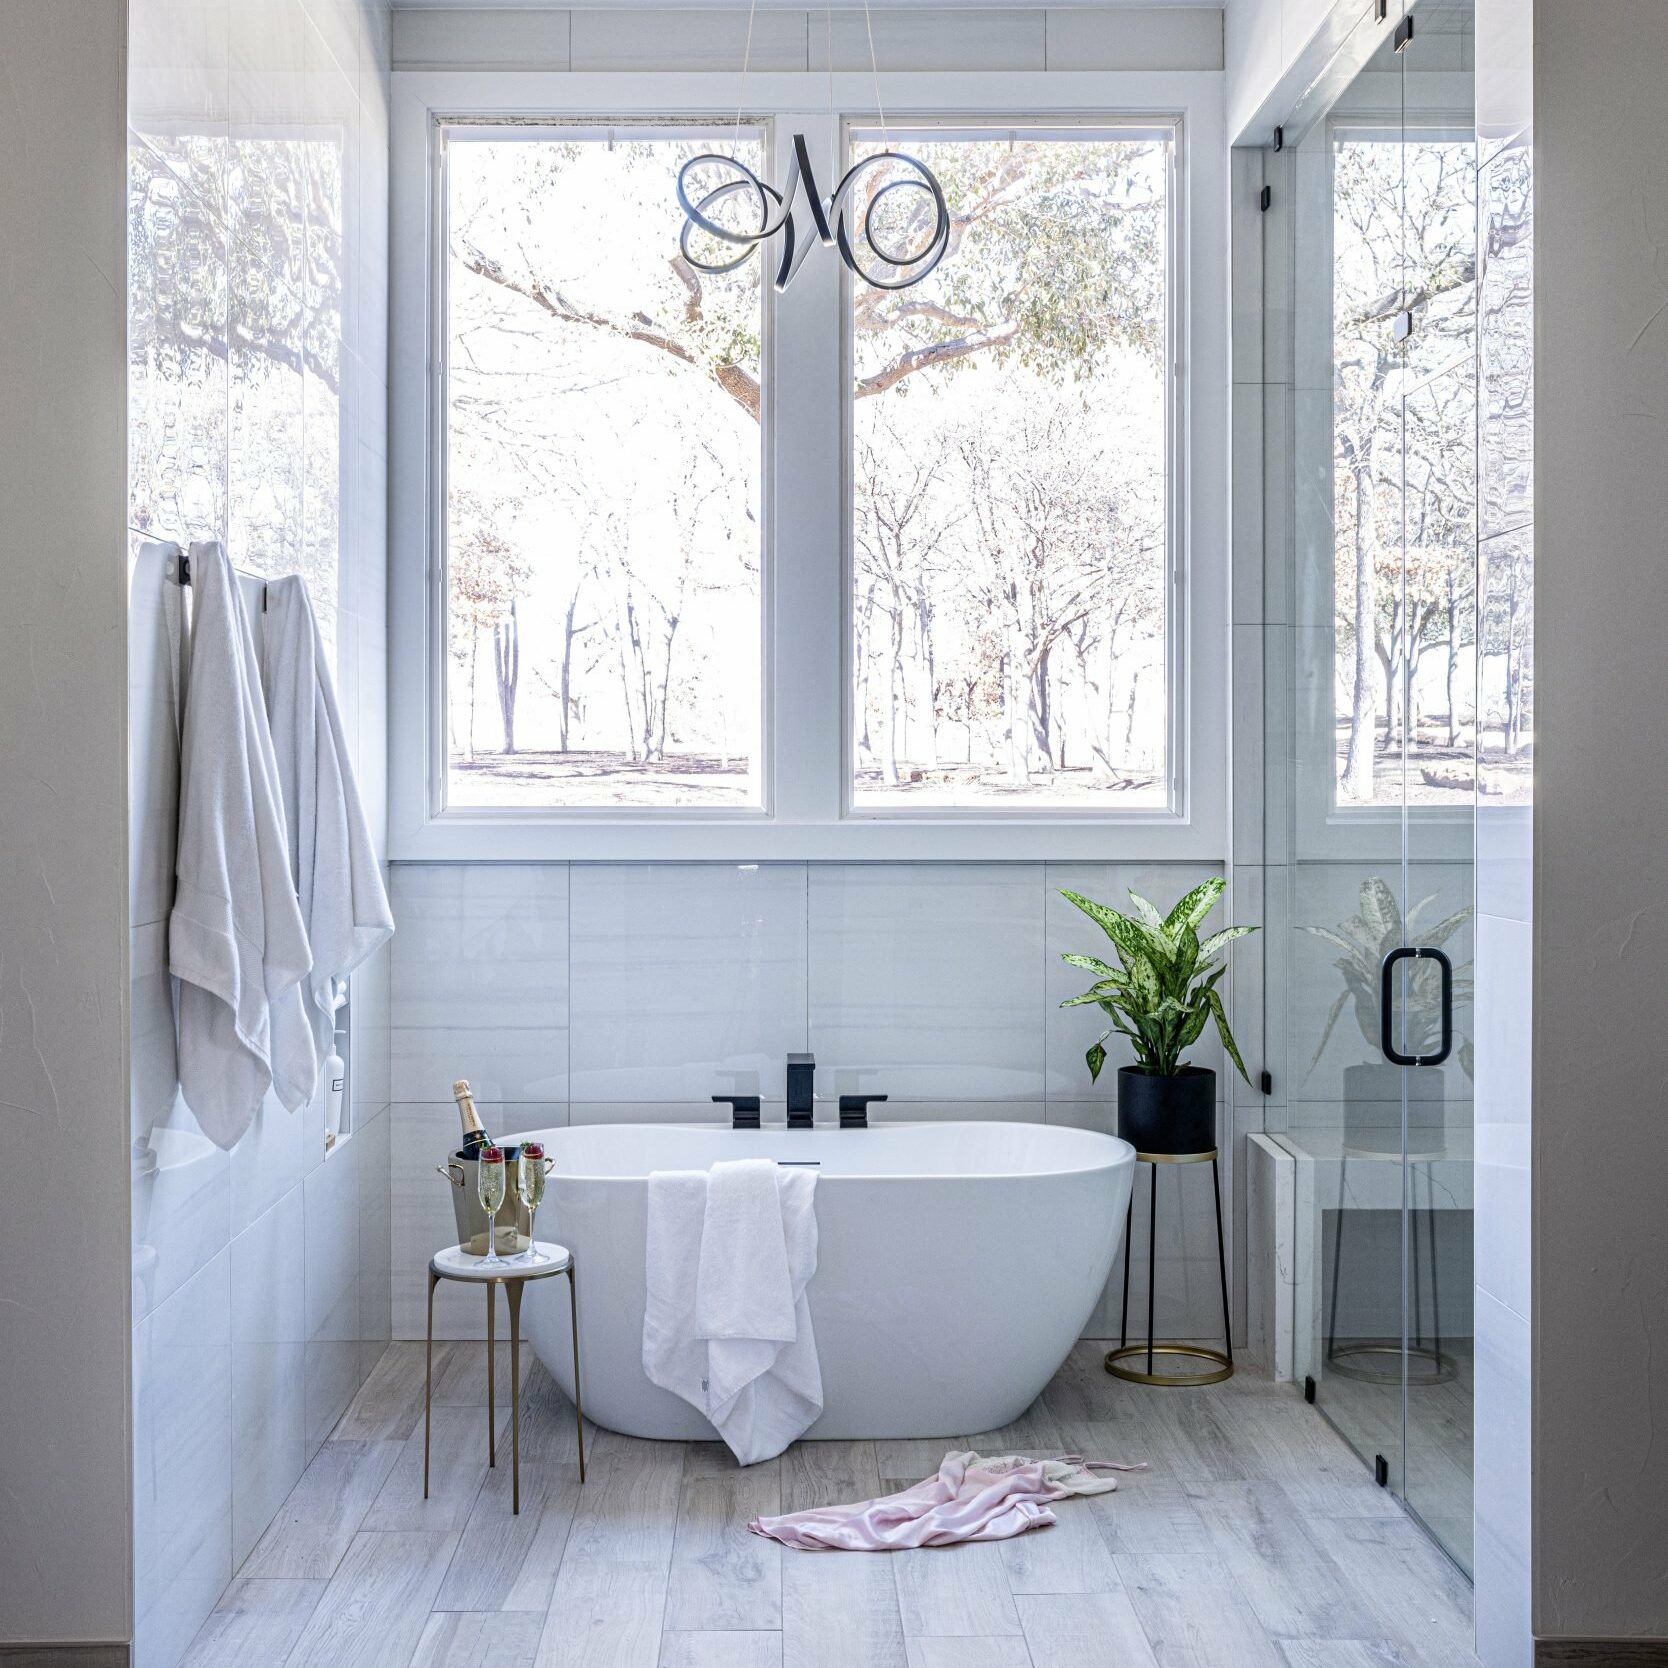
453, 1079, 492, 1158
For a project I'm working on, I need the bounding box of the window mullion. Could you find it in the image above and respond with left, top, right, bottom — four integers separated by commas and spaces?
767, 109, 846, 827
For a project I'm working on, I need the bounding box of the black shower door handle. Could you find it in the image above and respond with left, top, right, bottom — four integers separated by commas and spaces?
1380, 946, 1453, 1068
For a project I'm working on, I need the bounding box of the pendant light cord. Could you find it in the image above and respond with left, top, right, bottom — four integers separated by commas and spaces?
732, 0, 758, 153
863, 0, 889, 149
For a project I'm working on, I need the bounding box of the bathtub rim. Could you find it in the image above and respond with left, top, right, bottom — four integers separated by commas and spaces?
497, 1118, 1137, 1185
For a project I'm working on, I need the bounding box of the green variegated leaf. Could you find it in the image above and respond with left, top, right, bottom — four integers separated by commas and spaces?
1205, 986, 1251, 1084
1163, 877, 1226, 934
1178, 1000, 1211, 1050
1061, 882, 1258, 1080
1060, 890, 1168, 967
1128, 892, 1174, 949
1199, 925, 1257, 960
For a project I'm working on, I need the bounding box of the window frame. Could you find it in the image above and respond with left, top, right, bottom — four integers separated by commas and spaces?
389, 69, 1228, 861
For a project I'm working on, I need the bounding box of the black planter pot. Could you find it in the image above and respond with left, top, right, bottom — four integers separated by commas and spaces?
1117, 1065, 1217, 1156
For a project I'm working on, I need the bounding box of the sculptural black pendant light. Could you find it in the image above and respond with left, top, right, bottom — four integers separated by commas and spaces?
675, 0, 951, 292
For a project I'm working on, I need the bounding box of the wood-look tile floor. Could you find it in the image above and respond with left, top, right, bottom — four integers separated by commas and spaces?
183, 1342, 1479, 1668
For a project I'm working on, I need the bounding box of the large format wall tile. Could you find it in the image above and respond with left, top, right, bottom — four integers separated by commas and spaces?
391, 865, 568, 1102
569, 863, 807, 1103
231, 1189, 307, 1569
305, 1135, 364, 1459
134, 1251, 233, 1668
132, 921, 231, 1322
808, 864, 1046, 1102
357, 1105, 394, 1377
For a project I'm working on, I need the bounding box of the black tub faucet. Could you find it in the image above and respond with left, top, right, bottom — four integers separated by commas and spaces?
786, 1054, 815, 1128
839, 1093, 887, 1129
713, 1094, 760, 1130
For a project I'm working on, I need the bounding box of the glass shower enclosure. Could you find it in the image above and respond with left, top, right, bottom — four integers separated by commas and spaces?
1260, 0, 1479, 1573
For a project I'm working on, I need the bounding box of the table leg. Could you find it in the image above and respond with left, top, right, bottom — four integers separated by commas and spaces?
507, 1280, 523, 1515
424, 1269, 438, 1500
486, 1279, 497, 1468
568, 1262, 586, 1484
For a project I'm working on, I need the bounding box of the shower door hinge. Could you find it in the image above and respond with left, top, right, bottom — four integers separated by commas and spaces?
1259, 1069, 1274, 1097
1303, 1375, 1316, 1403
1376, 0, 1389, 20
1394, 15, 1414, 50
1374, 1453, 1390, 1487
1259, 185, 1272, 212
1393, 309, 1415, 343
1272, 125, 1284, 152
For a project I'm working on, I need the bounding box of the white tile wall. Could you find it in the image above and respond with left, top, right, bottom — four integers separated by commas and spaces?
230, 1189, 306, 1569
134, 1253, 233, 1668
389, 859, 1252, 1346
569, 863, 807, 1103
809, 863, 1046, 1102
128, 3, 393, 1662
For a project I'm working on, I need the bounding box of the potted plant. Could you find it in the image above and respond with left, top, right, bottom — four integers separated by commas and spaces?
1059, 877, 1257, 1155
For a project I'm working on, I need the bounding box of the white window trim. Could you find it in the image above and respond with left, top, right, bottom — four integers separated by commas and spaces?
389, 68, 1229, 861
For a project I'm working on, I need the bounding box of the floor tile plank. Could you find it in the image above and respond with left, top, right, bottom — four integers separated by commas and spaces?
1278, 1643, 1409, 1668
334, 1344, 429, 1443
434, 1458, 582, 1612
239, 1440, 403, 1581
906, 1637, 1034, 1668
285, 1530, 459, 1668
659, 1633, 783, 1668
363, 1405, 497, 1534
1017, 1590, 1161, 1668
1114, 1552, 1287, 1668
664, 1459, 782, 1632
176, 1576, 326, 1668
1188, 1481, 1381, 1640
894, 1540, 1022, 1640
1000, 1493, 1119, 1596
411, 1610, 545, 1668
533, 1433, 687, 1668
1313, 1516, 1475, 1668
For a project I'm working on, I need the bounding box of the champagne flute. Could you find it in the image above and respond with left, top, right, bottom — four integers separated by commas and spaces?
477, 1146, 507, 1264
516, 1142, 547, 1265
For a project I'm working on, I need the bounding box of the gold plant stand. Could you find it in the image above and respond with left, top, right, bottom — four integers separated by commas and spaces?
1105, 1148, 1234, 1388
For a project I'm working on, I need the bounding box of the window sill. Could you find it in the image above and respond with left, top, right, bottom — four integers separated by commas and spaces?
388, 808, 1220, 864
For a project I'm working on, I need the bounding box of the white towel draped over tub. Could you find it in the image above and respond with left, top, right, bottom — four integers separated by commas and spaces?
260, 575, 394, 1066
643, 1158, 823, 1466
169, 541, 316, 1149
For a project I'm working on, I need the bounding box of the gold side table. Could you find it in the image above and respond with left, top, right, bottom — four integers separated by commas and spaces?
425, 1241, 587, 1513
1104, 1147, 1233, 1387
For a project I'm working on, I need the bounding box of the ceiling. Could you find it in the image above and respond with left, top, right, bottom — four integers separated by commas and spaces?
390, 0, 1229, 10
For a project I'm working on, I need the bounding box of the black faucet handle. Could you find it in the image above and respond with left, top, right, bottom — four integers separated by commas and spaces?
838, 1093, 887, 1129
713, 1094, 761, 1129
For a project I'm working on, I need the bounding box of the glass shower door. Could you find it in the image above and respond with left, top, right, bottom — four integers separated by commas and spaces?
1394, 0, 1478, 1572
1270, 0, 1476, 1572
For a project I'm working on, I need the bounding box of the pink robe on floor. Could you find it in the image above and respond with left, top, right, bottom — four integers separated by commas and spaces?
748, 1451, 1141, 1551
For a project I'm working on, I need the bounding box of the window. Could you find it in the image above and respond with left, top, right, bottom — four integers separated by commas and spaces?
442, 125, 764, 809
1329, 129, 1479, 809
850, 126, 1173, 809
396, 87, 1220, 859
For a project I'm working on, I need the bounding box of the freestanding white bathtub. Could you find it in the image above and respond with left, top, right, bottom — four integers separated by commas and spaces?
504, 1120, 1136, 1441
